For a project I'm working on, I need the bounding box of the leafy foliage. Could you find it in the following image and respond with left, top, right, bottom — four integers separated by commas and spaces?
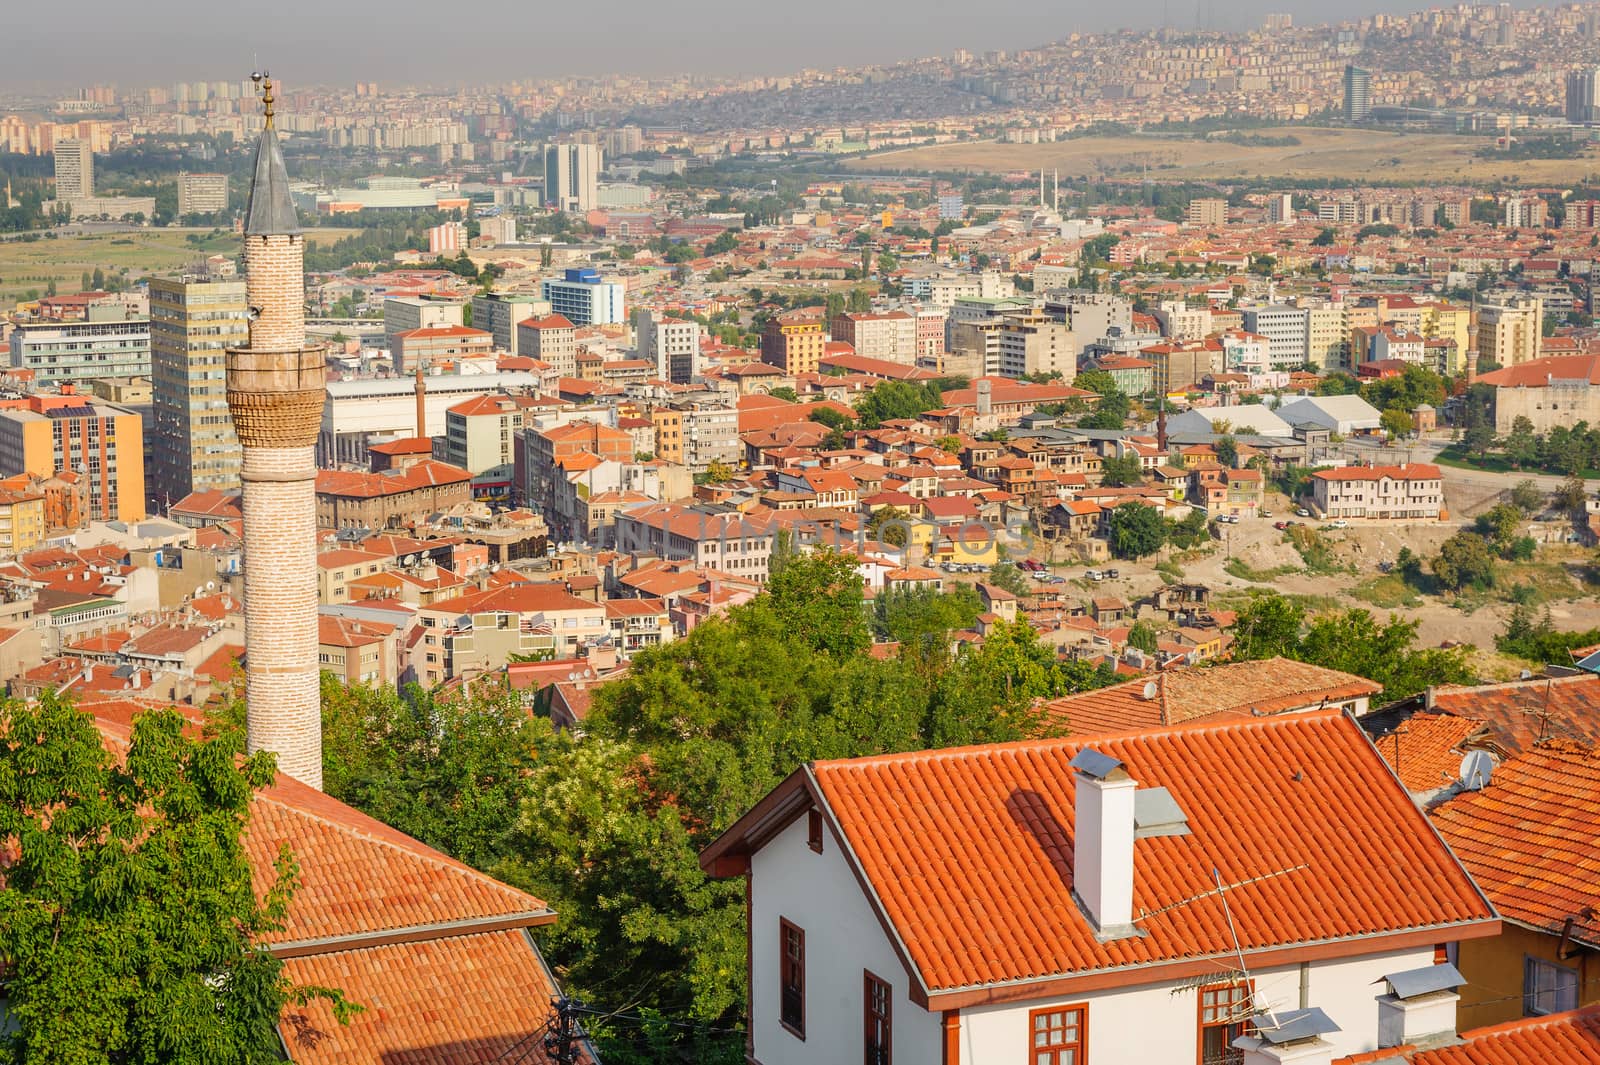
853, 380, 945, 428
1099, 453, 1145, 487
1230, 593, 1473, 701
1432, 531, 1498, 593
1496, 606, 1600, 664
0, 696, 356, 1064
1107, 502, 1167, 559
986, 560, 1031, 597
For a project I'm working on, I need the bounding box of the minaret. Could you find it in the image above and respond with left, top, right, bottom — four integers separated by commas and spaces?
226, 73, 326, 790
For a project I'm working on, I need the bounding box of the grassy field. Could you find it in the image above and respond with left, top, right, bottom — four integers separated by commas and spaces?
847, 127, 1600, 186
0, 228, 362, 304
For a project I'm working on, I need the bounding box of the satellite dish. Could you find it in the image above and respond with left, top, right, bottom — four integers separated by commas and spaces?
205, 580, 215, 591
1459, 750, 1494, 792
404, 555, 417, 567
1142, 680, 1159, 701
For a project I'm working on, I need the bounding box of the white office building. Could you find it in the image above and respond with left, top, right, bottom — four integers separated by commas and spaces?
541, 268, 625, 326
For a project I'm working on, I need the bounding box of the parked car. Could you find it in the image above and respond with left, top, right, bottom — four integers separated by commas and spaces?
1274, 521, 1290, 530
1326, 519, 1350, 529
1295, 507, 1312, 517
1086, 570, 1105, 581
1104, 568, 1120, 579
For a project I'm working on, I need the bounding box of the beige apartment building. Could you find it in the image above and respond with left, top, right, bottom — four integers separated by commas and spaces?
830, 311, 917, 364
761, 314, 825, 375
1476, 296, 1543, 368
1185, 197, 1228, 227
516, 314, 578, 377
177, 172, 229, 216
149, 277, 250, 503
412, 582, 607, 687
317, 615, 398, 687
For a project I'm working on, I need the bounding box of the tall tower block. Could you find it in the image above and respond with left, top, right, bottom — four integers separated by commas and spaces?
226, 75, 326, 789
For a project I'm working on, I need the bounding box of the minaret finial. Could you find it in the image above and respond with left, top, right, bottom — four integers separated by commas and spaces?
251, 70, 275, 130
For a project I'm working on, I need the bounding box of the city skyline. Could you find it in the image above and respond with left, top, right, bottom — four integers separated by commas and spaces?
0, 0, 1516, 91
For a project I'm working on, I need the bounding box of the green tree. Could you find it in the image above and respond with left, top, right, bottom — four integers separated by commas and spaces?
1508, 479, 1543, 515
1462, 422, 1498, 460
847, 287, 872, 313
1214, 435, 1239, 469
987, 560, 1031, 597
1554, 476, 1590, 516
705, 459, 736, 484
874, 585, 982, 648
1473, 503, 1524, 553
825, 291, 846, 320
1166, 508, 1211, 549
854, 380, 944, 428
769, 386, 799, 403
1099, 453, 1145, 487
766, 548, 870, 656
1107, 502, 1167, 559
865, 505, 913, 547
0, 697, 356, 1064
1127, 620, 1160, 655
1231, 593, 1307, 660
1503, 417, 1539, 470
1432, 531, 1497, 592
1380, 406, 1414, 439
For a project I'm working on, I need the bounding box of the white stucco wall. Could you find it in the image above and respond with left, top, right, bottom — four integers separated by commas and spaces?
957, 944, 1437, 1063
750, 810, 941, 1065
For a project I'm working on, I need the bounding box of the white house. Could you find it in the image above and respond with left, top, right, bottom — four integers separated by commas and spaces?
701, 710, 1497, 1065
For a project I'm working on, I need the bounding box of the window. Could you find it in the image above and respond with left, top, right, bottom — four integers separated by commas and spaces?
1525, 956, 1578, 1016
864, 971, 891, 1065
1029, 1005, 1086, 1065
780, 919, 805, 1038
1199, 982, 1251, 1065
808, 808, 824, 853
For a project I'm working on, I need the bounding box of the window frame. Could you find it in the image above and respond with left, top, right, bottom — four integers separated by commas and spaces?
779, 917, 805, 1039
1027, 1003, 1088, 1065
1524, 954, 1579, 1017
863, 969, 891, 1065
1197, 979, 1253, 1065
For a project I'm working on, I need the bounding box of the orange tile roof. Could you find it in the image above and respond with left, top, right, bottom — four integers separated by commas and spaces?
1360, 1005, 1600, 1064
1312, 463, 1442, 482
1039, 658, 1380, 734
279, 930, 571, 1065
708, 709, 1494, 1001
1427, 674, 1600, 755
1373, 712, 1489, 793
1432, 741, 1600, 949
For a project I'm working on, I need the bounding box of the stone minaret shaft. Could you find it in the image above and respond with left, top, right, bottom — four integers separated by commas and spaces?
227, 76, 327, 789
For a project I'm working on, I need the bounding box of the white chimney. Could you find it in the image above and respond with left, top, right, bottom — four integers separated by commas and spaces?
1071, 748, 1137, 937
1234, 1008, 1340, 1065
1377, 964, 1464, 1049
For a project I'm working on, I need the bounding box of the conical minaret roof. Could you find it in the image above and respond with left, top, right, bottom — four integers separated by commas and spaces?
243, 76, 300, 237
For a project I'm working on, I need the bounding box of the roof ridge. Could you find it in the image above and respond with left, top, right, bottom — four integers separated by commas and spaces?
1458, 1002, 1600, 1041
814, 706, 1347, 772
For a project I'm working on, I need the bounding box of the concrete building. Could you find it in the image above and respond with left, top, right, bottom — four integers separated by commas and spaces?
471, 292, 546, 354
543, 143, 601, 213
149, 277, 250, 504
1141, 339, 1222, 396
1266, 192, 1295, 224
9, 308, 151, 387
1185, 198, 1228, 227
1476, 296, 1544, 368
0, 391, 145, 524
0, 486, 45, 555
1311, 463, 1444, 520
1344, 64, 1373, 121
1303, 303, 1346, 371
52, 138, 93, 203
315, 461, 473, 529
317, 370, 543, 465
762, 314, 826, 375
677, 400, 740, 471
382, 295, 464, 357
636, 309, 702, 384
176, 172, 229, 216
1479, 354, 1600, 432
391, 325, 493, 372
1152, 301, 1211, 342
997, 314, 1076, 381
517, 313, 578, 377
540, 268, 624, 326
1240, 305, 1311, 369
1044, 292, 1132, 348
224, 87, 327, 789
1568, 66, 1600, 125
830, 311, 916, 365
437, 393, 519, 497
1504, 197, 1548, 230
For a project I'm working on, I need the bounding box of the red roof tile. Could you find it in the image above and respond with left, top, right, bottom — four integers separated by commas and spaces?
1366, 1005, 1600, 1064
1432, 741, 1600, 949
1426, 675, 1600, 755
1040, 658, 1380, 734
1373, 712, 1489, 793
710, 710, 1494, 998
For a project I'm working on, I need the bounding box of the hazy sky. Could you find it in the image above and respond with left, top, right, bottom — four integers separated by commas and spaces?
5, 0, 1479, 91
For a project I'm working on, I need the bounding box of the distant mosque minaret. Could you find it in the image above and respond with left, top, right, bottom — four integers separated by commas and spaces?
226, 72, 327, 789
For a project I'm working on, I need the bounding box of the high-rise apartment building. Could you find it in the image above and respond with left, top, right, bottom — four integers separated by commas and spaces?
517, 314, 578, 377
1185, 198, 1228, 228
636, 309, 703, 384
543, 143, 601, 213
177, 172, 229, 216
1267, 193, 1295, 225
761, 314, 826, 375
540, 268, 625, 326
149, 277, 250, 503
1568, 68, 1600, 125
9, 308, 150, 387
382, 295, 465, 355
52, 138, 93, 203
830, 311, 918, 365
1343, 65, 1372, 122
471, 292, 545, 354
0, 390, 145, 524
1504, 197, 1549, 230
1240, 305, 1312, 369
1476, 297, 1544, 368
